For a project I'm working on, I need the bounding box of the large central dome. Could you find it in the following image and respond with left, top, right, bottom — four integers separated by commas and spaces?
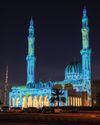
65, 61, 82, 82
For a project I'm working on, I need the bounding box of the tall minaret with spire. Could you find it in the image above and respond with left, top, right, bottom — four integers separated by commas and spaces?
80, 7, 91, 106
26, 18, 36, 88
4, 65, 9, 105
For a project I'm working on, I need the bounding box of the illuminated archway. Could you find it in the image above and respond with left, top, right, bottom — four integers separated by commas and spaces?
68, 97, 69, 106
22, 96, 27, 108
75, 97, 78, 106
79, 97, 82, 106
73, 97, 75, 106
16, 97, 20, 107
70, 97, 72, 106
33, 96, 38, 107
11, 97, 15, 107
44, 96, 49, 106
78, 97, 80, 106
68, 96, 71, 106
28, 96, 32, 107
38, 96, 43, 107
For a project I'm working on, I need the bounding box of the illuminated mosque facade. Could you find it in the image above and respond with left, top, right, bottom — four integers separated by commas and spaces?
9, 7, 92, 108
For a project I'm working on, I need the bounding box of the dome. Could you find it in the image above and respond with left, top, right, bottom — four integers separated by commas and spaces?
65, 62, 82, 74
65, 61, 82, 82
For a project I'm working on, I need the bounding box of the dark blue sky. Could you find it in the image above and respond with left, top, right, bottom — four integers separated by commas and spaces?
0, 0, 100, 86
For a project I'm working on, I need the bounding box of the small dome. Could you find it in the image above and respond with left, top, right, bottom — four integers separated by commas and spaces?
65, 61, 82, 81
65, 62, 82, 74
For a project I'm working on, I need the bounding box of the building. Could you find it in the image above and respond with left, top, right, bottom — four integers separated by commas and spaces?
9, 7, 91, 108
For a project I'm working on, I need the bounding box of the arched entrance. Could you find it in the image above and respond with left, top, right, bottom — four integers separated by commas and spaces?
22, 96, 27, 108
11, 97, 15, 107
44, 96, 49, 106
28, 96, 32, 107
38, 96, 42, 107
33, 96, 38, 107
16, 97, 20, 107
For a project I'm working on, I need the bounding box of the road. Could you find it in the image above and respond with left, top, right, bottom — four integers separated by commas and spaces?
0, 112, 100, 125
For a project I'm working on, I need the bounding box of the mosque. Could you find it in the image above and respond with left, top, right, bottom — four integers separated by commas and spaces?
9, 7, 92, 108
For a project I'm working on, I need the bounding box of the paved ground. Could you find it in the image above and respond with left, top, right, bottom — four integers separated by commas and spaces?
0, 123, 48, 125
0, 112, 100, 125
0, 122, 47, 125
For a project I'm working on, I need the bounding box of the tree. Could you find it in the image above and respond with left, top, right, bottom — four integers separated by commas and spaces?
50, 89, 66, 107
0, 100, 2, 108
53, 84, 62, 90
92, 80, 100, 106
96, 92, 100, 106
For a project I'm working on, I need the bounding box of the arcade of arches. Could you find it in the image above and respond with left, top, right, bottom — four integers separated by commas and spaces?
11, 95, 83, 108
11, 95, 50, 108
68, 96, 82, 106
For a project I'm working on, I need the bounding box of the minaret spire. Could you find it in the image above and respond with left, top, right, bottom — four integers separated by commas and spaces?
26, 17, 36, 88
29, 17, 34, 38
81, 6, 89, 49
30, 17, 34, 25
4, 65, 9, 105
82, 6, 88, 28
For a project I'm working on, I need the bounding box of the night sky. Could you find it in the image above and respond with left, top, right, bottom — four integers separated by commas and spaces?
0, 0, 100, 87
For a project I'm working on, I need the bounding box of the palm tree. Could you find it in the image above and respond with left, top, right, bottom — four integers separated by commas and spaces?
0, 100, 2, 109
50, 89, 66, 107
92, 80, 100, 106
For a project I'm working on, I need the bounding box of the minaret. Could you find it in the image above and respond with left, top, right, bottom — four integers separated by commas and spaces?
80, 7, 91, 106
4, 65, 9, 105
26, 18, 36, 88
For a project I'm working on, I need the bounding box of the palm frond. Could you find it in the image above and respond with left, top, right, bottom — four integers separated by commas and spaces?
49, 97, 55, 103
50, 89, 66, 106
51, 92, 56, 96
61, 96, 66, 103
